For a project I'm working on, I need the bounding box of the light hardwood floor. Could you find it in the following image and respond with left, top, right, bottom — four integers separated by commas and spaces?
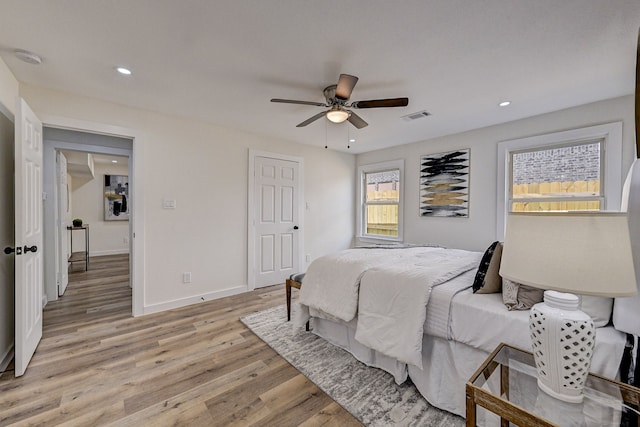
0, 254, 362, 426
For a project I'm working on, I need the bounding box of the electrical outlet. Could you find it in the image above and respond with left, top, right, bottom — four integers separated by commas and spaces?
123, 236, 129, 245
182, 272, 192, 283
163, 198, 176, 209
305, 254, 311, 262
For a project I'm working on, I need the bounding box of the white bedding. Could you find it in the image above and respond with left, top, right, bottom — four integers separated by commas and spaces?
450, 289, 532, 353
298, 244, 626, 418
423, 269, 477, 339
304, 268, 478, 385
311, 295, 626, 418
449, 288, 626, 375
354, 249, 481, 368
299, 247, 443, 322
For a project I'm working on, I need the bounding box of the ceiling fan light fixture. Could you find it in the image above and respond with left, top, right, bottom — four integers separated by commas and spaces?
326, 109, 350, 124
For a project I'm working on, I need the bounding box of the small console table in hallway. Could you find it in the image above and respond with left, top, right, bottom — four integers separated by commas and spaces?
67, 224, 89, 271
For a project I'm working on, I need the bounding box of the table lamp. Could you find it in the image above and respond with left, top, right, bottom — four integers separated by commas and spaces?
613, 158, 640, 382
613, 29, 640, 383
500, 211, 637, 403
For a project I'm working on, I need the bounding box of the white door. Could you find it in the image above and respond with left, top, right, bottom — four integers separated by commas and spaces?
56, 152, 69, 296
14, 98, 43, 377
254, 156, 299, 288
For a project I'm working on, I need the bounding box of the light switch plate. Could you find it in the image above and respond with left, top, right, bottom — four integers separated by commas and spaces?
163, 198, 176, 209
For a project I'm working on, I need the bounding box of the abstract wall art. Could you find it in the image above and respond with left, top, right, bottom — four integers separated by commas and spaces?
104, 174, 129, 221
420, 149, 469, 217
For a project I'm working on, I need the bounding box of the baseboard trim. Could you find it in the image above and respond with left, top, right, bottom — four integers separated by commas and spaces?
90, 249, 130, 257
142, 285, 248, 315
0, 344, 14, 377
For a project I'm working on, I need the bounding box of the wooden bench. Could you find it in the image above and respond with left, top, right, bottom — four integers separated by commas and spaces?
285, 273, 305, 321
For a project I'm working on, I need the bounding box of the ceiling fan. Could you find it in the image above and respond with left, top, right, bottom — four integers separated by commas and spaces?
271, 74, 409, 129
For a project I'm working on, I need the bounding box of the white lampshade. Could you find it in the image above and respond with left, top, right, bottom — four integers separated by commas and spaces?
500, 211, 637, 403
614, 158, 640, 336
326, 109, 350, 123
500, 212, 637, 297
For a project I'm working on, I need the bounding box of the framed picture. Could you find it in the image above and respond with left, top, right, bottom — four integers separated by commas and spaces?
104, 174, 129, 221
420, 149, 469, 217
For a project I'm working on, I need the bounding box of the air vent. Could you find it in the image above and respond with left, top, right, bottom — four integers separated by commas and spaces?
401, 110, 431, 122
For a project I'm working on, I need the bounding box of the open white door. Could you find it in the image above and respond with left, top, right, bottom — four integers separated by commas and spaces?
14, 98, 43, 377
56, 151, 69, 296
254, 156, 300, 288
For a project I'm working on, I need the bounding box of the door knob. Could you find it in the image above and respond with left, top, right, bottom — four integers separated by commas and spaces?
23, 245, 37, 253
293, 226, 299, 230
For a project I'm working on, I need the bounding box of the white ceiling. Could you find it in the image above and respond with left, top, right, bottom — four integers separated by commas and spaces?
1, 1, 639, 154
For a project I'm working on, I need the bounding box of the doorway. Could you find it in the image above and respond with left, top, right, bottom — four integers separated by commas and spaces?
57, 149, 131, 296
43, 127, 137, 314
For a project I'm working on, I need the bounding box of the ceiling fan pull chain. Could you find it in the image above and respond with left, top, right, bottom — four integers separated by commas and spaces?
324, 119, 328, 149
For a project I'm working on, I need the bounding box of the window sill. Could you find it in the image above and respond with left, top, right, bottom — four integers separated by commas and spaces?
355, 235, 404, 247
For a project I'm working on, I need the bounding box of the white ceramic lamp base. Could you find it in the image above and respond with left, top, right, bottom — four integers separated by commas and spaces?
529, 290, 596, 403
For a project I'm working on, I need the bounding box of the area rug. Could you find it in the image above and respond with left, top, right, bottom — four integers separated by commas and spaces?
240, 305, 464, 427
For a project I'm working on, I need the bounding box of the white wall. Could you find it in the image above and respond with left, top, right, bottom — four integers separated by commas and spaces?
19, 84, 355, 312
0, 108, 15, 371
356, 95, 636, 252
65, 168, 73, 261
0, 57, 16, 370
0, 57, 18, 119
70, 162, 130, 256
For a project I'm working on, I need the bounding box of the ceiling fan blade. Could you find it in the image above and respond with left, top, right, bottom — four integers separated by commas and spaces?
347, 111, 368, 129
296, 111, 327, 127
335, 74, 359, 100
271, 98, 327, 107
351, 98, 409, 109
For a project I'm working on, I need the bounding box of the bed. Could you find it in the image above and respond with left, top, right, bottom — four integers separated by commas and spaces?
292, 245, 627, 418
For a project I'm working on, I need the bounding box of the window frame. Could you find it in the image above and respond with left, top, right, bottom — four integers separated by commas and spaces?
357, 159, 404, 242
496, 122, 623, 240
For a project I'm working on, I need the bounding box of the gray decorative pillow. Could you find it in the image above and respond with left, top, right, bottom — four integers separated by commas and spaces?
473, 241, 503, 294
502, 278, 544, 311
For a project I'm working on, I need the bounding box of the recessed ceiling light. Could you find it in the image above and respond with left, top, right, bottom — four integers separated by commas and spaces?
499, 101, 511, 107
116, 67, 132, 75
111, 160, 118, 163
349, 138, 356, 143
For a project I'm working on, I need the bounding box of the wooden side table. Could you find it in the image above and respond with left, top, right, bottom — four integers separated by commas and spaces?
466, 343, 640, 426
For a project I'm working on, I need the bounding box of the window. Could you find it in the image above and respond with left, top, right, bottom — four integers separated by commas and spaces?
357, 160, 404, 241
497, 122, 622, 240
510, 140, 603, 212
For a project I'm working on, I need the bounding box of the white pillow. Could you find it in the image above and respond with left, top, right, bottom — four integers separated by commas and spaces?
580, 296, 613, 328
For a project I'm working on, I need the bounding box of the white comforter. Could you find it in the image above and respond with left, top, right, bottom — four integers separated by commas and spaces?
299, 246, 441, 322
297, 246, 482, 368
355, 249, 481, 368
